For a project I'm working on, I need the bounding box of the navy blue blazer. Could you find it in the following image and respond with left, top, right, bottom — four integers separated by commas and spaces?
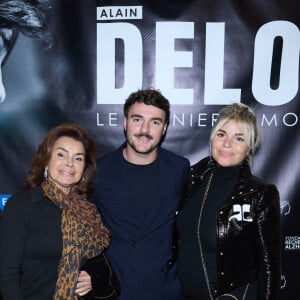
93, 145, 189, 300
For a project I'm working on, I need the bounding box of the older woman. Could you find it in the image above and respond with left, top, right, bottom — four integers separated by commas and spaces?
0, 123, 111, 300
176, 103, 281, 299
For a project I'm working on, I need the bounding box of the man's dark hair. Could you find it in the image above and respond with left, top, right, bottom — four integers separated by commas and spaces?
124, 89, 170, 125
0, 0, 49, 39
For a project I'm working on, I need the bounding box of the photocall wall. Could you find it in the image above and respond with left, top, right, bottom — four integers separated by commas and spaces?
0, 0, 299, 298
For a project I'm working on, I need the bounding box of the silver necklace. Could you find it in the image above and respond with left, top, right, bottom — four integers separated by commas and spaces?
197, 171, 214, 300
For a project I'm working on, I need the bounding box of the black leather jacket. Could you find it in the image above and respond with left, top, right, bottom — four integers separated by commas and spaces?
180, 157, 281, 299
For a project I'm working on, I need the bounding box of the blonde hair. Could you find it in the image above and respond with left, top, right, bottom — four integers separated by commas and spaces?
210, 103, 260, 160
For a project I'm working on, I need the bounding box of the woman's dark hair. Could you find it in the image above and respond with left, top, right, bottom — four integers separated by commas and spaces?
25, 123, 97, 196
123, 88, 170, 125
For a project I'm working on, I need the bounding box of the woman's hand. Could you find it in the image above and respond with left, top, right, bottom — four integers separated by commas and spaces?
76, 270, 92, 296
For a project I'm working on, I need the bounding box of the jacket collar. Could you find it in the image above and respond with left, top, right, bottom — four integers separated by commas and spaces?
188, 157, 257, 201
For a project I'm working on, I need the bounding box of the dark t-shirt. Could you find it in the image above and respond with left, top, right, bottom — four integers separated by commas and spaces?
122, 157, 160, 219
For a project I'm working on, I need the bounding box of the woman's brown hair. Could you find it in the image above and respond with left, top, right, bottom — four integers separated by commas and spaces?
25, 123, 97, 195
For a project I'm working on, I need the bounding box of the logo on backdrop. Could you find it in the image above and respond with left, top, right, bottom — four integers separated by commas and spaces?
95, 110, 298, 128
284, 236, 300, 250
280, 200, 291, 216
96, 5, 300, 107
0, 194, 11, 210
95, 5, 299, 130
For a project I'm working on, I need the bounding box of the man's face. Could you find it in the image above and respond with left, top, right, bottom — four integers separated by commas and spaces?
124, 102, 167, 163
0, 27, 17, 102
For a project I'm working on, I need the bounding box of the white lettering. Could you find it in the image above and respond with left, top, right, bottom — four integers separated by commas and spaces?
96, 20, 299, 106
198, 113, 207, 127
96, 112, 120, 126
172, 113, 185, 126
261, 114, 278, 127
261, 112, 298, 127
212, 113, 219, 126
96, 112, 298, 127
2, 197, 8, 206
108, 113, 118, 126
97, 23, 142, 104
204, 23, 241, 105
97, 6, 142, 20
282, 112, 298, 126
156, 22, 194, 104
252, 21, 300, 105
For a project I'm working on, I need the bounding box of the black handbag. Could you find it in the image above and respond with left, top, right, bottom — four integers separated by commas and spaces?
81, 252, 121, 300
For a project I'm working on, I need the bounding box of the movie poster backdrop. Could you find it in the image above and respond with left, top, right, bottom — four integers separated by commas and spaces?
0, 1, 299, 298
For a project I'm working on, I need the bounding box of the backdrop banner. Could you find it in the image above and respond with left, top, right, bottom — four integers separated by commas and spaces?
0, 1, 299, 298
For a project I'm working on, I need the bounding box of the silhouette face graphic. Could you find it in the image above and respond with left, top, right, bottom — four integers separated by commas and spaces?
0, 27, 17, 102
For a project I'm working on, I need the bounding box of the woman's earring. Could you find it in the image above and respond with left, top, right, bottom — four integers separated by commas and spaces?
44, 166, 48, 178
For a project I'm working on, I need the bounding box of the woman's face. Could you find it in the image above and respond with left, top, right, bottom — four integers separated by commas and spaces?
47, 136, 86, 194
211, 120, 250, 167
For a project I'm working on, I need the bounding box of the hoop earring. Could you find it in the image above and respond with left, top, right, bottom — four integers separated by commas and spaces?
44, 166, 48, 178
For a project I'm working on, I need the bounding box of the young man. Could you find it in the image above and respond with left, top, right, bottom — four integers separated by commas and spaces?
93, 89, 189, 300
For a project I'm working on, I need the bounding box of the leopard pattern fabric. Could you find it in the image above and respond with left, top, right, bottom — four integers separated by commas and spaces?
42, 179, 110, 300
